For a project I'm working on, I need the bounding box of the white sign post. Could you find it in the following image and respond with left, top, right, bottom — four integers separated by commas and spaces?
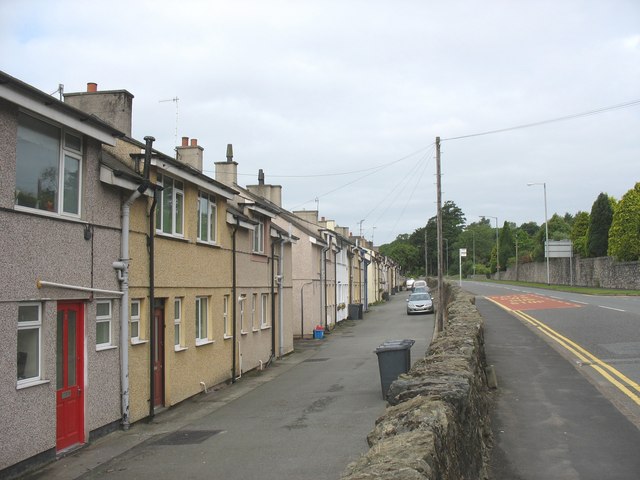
459, 248, 467, 286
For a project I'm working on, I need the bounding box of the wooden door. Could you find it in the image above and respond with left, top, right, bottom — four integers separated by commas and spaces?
56, 302, 84, 451
153, 306, 165, 407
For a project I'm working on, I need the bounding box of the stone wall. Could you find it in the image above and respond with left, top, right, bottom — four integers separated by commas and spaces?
342, 283, 492, 480
499, 256, 640, 289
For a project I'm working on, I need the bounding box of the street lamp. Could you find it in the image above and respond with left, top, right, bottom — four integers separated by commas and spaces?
527, 182, 550, 285
480, 215, 499, 280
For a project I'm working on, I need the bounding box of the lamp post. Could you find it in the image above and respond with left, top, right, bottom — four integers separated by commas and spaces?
481, 216, 499, 280
527, 182, 550, 285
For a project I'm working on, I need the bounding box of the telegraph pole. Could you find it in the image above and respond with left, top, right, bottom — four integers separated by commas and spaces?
435, 137, 444, 334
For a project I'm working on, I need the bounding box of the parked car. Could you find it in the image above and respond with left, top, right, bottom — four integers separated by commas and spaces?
412, 280, 428, 292
406, 292, 434, 315
405, 278, 415, 290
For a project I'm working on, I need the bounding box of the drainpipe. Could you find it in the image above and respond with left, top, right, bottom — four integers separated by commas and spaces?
270, 237, 277, 357
231, 219, 238, 383
334, 245, 340, 323
321, 242, 330, 331
116, 136, 154, 429
278, 234, 285, 357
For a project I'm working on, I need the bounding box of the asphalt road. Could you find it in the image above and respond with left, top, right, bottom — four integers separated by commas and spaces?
27, 291, 433, 480
464, 280, 640, 479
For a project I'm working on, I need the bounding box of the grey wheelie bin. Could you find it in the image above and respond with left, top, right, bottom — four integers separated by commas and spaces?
375, 339, 415, 399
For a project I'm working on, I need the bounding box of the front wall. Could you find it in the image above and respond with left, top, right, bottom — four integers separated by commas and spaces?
0, 102, 122, 471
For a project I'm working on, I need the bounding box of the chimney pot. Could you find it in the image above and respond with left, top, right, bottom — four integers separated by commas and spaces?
226, 144, 234, 163
182, 136, 189, 147
87, 82, 97, 93
258, 168, 265, 185
190, 138, 198, 147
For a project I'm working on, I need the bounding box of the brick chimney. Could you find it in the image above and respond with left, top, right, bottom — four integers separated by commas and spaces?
64, 83, 134, 136
176, 137, 203, 171
215, 143, 238, 186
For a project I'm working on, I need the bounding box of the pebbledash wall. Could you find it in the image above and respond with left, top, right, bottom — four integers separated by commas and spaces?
499, 256, 640, 290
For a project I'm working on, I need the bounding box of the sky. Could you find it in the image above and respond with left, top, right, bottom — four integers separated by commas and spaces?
2, 0, 639, 245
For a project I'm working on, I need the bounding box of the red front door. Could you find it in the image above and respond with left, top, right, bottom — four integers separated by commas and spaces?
153, 306, 165, 408
56, 302, 85, 451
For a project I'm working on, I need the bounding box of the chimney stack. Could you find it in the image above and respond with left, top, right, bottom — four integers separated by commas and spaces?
64, 83, 134, 136
215, 143, 239, 186
176, 136, 204, 172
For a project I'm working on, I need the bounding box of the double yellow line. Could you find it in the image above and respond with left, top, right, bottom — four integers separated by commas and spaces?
487, 297, 640, 406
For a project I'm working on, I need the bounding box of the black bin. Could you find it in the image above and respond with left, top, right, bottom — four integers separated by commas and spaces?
375, 339, 415, 399
348, 303, 363, 320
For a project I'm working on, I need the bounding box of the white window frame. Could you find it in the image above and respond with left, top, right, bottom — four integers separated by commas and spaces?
195, 296, 211, 345
17, 303, 43, 387
174, 298, 185, 350
253, 219, 265, 253
223, 295, 231, 339
156, 173, 184, 237
251, 293, 258, 331
197, 192, 217, 244
130, 300, 141, 343
96, 300, 112, 349
239, 297, 247, 334
260, 293, 269, 328
15, 112, 83, 218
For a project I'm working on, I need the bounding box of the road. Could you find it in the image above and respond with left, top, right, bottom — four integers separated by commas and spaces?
27, 291, 433, 480
463, 280, 640, 479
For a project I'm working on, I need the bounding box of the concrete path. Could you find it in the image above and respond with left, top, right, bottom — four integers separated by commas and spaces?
25, 291, 433, 480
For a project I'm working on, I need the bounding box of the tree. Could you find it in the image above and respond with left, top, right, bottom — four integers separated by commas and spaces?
587, 192, 614, 257
608, 183, 640, 261
532, 214, 571, 261
498, 221, 515, 272
571, 211, 590, 257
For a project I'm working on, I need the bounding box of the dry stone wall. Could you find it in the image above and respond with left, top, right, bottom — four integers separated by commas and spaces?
342, 283, 492, 480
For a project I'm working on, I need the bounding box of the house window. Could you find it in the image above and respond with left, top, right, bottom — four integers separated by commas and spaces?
156, 173, 184, 236
239, 297, 246, 334
198, 192, 217, 244
174, 298, 182, 347
251, 294, 258, 331
96, 301, 112, 348
253, 219, 265, 253
17, 303, 41, 384
15, 112, 82, 216
130, 300, 141, 341
223, 295, 230, 337
261, 294, 269, 328
195, 297, 209, 344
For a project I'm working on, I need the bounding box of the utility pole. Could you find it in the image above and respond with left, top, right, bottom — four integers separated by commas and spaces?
435, 137, 444, 334
424, 227, 428, 277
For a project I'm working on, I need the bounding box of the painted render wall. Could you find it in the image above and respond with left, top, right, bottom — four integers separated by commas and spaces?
0, 101, 122, 471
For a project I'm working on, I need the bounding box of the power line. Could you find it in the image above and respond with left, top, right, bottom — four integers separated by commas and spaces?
442, 98, 640, 142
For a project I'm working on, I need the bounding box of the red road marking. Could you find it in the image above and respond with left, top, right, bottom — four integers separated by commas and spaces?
488, 294, 582, 311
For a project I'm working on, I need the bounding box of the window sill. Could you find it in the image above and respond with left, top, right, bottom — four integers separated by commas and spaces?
196, 339, 215, 347
240, 330, 248, 336
223, 334, 233, 340
260, 325, 271, 330
17, 379, 50, 390
196, 240, 220, 248
174, 346, 188, 352
131, 339, 148, 346
96, 345, 117, 352
155, 232, 188, 242
252, 328, 260, 333
14, 204, 82, 222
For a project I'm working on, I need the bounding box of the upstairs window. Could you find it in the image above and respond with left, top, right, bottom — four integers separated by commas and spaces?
197, 192, 217, 244
156, 173, 184, 236
15, 112, 82, 217
253, 219, 265, 253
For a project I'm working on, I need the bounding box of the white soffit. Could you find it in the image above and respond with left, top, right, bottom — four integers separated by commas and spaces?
152, 159, 235, 200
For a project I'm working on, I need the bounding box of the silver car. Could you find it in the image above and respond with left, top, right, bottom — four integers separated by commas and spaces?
406, 292, 434, 315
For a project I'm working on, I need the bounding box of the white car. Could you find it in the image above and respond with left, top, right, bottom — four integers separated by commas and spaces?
405, 278, 415, 290
412, 280, 428, 292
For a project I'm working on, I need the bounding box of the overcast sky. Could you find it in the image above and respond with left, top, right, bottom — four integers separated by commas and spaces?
2, 0, 638, 245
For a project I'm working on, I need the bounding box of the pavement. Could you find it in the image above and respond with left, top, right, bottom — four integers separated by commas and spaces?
22, 291, 433, 480
476, 295, 640, 480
